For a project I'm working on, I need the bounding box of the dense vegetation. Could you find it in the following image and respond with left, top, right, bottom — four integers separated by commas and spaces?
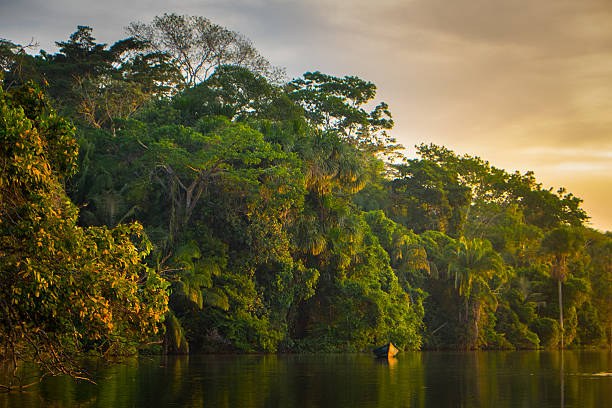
2, 13, 611, 386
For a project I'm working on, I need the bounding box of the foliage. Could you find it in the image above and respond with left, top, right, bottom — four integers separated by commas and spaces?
127, 13, 285, 87
2, 17, 610, 365
541, 226, 585, 347
388, 159, 471, 236
0, 83, 168, 389
0, 39, 39, 89
288, 71, 401, 159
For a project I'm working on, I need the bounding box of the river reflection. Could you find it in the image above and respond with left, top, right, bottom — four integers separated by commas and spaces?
1, 350, 612, 407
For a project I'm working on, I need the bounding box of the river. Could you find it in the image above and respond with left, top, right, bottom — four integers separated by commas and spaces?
1, 350, 612, 407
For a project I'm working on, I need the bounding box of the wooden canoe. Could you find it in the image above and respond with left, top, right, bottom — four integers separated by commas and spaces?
373, 342, 399, 358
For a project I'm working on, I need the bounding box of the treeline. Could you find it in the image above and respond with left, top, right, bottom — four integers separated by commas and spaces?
2, 13, 612, 382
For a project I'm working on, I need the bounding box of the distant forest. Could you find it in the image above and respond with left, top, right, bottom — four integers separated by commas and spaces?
1, 13, 611, 388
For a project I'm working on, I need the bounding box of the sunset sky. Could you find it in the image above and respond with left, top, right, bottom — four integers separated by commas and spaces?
2, 0, 611, 231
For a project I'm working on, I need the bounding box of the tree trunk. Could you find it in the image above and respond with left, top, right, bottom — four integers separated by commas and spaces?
558, 278, 564, 349
472, 301, 481, 348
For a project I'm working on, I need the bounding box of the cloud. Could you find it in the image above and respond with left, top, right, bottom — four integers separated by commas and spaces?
521, 147, 612, 159
553, 162, 611, 173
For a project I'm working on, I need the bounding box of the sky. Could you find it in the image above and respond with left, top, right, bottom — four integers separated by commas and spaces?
2, 0, 612, 231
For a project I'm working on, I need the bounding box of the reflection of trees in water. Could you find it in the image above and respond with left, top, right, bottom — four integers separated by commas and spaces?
2, 352, 612, 407
560, 351, 565, 408
151, 354, 426, 408
420, 351, 612, 408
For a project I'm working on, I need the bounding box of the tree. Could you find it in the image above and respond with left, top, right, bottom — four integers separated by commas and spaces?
0, 83, 168, 389
71, 109, 312, 352
294, 212, 424, 351
416, 143, 589, 229
444, 237, 505, 348
541, 227, 584, 348
127, 13, 284, 87
388, 158, 471, 236
0, 39, 39, 89
37, 26, 180, 130
586, 232, 612, 346
287, 71, 401, 158
172, 65, 277, 125
364, 210, 430, 288
35, 25, 115, 105
139, 117, 303, 250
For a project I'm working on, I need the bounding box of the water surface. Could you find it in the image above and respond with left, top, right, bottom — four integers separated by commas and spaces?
1, 351, 612, 407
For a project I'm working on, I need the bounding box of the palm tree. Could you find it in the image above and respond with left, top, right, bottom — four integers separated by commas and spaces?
292, 130, 369, 262
169, 240, 228, 313
445, 237, 505, 347
301, 130, 369, 198
541, 227, 584, 348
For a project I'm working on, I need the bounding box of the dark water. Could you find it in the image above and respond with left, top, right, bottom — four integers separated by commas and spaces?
2, 351, 612, 407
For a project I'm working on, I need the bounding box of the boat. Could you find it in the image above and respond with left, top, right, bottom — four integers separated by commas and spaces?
373, 342, 399, 358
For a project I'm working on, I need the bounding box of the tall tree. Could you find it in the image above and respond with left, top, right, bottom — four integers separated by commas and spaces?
541, 227, 584, 348
287, 71, 400, 158
33, 26, 180, 129
388, 158, 471, 236
444, 237, 505, 348
127, 13, 284, 87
